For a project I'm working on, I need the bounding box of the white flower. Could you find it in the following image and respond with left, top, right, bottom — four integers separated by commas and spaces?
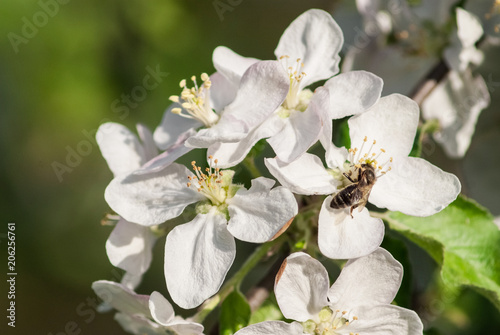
444, 8, 484, 72
422, 69, 490, 158
266, 94, 461, 259
234, 249, 424, 335
209, 9, 383, 167
104, 156, 298, 308
345, 1, 486, 94
153, 63, 290, 165
96, 122, 159, 286
92, 280, 204, 335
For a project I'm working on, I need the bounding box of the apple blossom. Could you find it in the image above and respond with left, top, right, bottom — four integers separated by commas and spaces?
96, 122, 159, 287
421, 69, 490, 158
266, 94, 461, 259
234, 249, 423, 335
104, 156, 298, 308
153, 62, 290, 162
209, 9, 383, 167
92, 280, 204, 335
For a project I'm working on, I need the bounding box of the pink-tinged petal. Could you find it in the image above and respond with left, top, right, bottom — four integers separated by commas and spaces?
234, 321, 303, 335
210, 71, 239, 113
345, 304, 423, 335
164, 210, 236, 309
106, 218, 157, 276
96, 122, 146, 176
105, 163, 204, 226
369, 156, 461, 216
274, 252, 330, 322
275, 9, 343, 88
264, 154, 338, 195
348, 94, 419, 159
153, 104, 202, 150
91, 280, 150, 317
149, 291, 175, 325
136, 123, 158, 160
207, 113, 285, 168
324, 71, 383, 119
213, 46, 259, 87
227, 177, 298, 243
327, 248, 402, 310
318, 196, 384, 259
134, 129, 196, 175
421, 70, 490, 158
268, 87, 330, 163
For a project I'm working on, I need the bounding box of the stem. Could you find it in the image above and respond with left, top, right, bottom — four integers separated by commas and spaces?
414, 118, 441, 157
243, 156, 261, 179
193, 235, 285, 323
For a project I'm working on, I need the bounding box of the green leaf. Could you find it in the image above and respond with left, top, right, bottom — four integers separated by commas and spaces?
220, 290, 251, 335
249, 294, 284, 325
386, 195, 500, 310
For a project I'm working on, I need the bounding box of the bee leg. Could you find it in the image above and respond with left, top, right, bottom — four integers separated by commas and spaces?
343, 172, 356, 183
350, 204, 360, 218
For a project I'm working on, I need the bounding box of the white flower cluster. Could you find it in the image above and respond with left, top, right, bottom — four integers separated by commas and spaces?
345, 0, 494, 158
92, 9, 464, 335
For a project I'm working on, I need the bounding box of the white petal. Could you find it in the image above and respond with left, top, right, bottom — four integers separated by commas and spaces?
318, 196, 384, 259
274, 252, 330, 322
346, 304, 423, 335
164, 210, 236, 309
275, 9, 343, 88
234, 321, 303, 335
134, 129, 196, 175
207, 113, 285, 168
327, 248, 402, 310
264, 154, 338, 195
149, 291, 175, 325
153, 104, 202, 150
369, 156, 461, 216
219, 60, 289, 132
185, 61, 289, 148
91, 280, 150, 317
227, 177, 298, 243
121, 272, 143, 291
324, 71, 383, 119
421, 70, 490, 158
105, 163, 204, 226
106, 218, 157, 275
136, 123, 158, 160
456, 8, 484, 48
96, 122, 146, 176
114, 313, 161, 335
348, 94, 419, 159
268, 87, 330, 163
213, 46, 259, 87
342, 44, 436, 96
210, 71, 239, 113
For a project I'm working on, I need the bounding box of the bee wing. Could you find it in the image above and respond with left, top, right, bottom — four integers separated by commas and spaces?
357, 189, 372, 212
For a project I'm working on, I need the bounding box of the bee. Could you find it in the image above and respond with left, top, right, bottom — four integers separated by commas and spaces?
330, 163, 377, 218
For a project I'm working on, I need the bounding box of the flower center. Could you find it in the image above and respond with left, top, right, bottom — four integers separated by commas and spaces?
335, 136, 392, 187
279, 55, 309, 110
170, 73, 220, 127
187, 156, 228, 206
302, 307, 359, 335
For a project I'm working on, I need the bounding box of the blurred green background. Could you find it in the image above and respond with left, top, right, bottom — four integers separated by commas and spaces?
1, 0, 499, 334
